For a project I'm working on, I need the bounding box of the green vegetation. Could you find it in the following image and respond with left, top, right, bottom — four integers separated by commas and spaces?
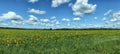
0, 29, 120, 54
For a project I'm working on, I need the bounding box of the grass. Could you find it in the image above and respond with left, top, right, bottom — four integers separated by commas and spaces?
0, 29, 120, 54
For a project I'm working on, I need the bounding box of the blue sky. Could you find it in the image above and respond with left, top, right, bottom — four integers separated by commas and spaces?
0, 0, 120, 29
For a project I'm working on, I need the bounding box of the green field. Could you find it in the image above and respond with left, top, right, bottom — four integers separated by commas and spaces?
0, 29, 120, 54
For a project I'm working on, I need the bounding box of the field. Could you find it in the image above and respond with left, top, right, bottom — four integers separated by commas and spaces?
0, 29, 120, 54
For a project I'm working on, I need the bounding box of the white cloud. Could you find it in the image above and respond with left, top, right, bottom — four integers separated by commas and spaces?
110, 11, 120, 22
94, 17, 98, 20
112, 11, 120, 20
26, 15, 39, 25
0, 11, 24, 25
104, 11, 120, 27
45, 23, 54, 27
28, 8, 46, 15
71, 0, 96, 16
110, 18, 117, 22
67, 23, 70, 26
73, 17, 81, 21
62, 18, 70, 21
102, 17, 106, 21
1, 23, 8, 26
40, 19, 50, 23
55, 21, 60, 25
0, 11, 23, 21
28, 0, 39, 3
28, 15, 38, 22
104, 10, 112, 16
51, 16, 56, 19
52, 0, 70, 7
11, 20, 23, 25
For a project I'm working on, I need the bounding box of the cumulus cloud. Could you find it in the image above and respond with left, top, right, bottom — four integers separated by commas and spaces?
110, 18, 117, 22
104, 10, 112, 16
28, 15, 38, 22
28, 8, 46, 15
40, 19, 50, 23
73, 17, 81, 21
71, 0, 97, 16
55, 21, 60, 25
28, 0, 39, 3
52, 0, 70, 7
110, 11, 120, 22
11, 20, 23, 25
0, 11, 23, 21
104, 11, 120, 27
62, 18, 70, 21
51, 16, 56, 19
26, 15, 39, 25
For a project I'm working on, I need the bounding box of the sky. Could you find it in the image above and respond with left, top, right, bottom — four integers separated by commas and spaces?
0, 0, 120, 29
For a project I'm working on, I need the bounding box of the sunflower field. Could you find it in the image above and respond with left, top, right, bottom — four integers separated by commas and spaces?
0, 29, 120, 54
